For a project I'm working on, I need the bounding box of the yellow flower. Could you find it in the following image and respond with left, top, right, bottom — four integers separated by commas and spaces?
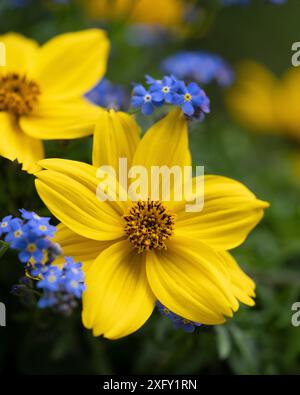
82, 0, 186, 29
0, 29, 109, 173
275, 67, 300, 141
227, 60, 300, 141
35, 109, 269, 339
226, 61, 279, 133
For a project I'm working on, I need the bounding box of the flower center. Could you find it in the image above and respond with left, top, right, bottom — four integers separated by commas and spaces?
28, 244, 37, 253
124, 200, 175, 253
162, 86, 170, 93
0, 73, 40, 116
48, 275, 57, 283
14, 230, 22, 238
144, 94, 152, 102
184, 93, 192, 102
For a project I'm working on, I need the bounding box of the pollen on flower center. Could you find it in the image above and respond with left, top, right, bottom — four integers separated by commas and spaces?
0, 73, 40, 116
123, 200, 175, 253
184, 93, 192, 102
144, 94, 152, 102
27, 244, 37, 253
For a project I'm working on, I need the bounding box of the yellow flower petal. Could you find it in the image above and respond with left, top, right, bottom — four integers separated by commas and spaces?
132, 108, 190, 170
218, 251, 256, 307
20, 98, 101, 139
131, 108, 191, 198
0, 32, 38, 75
35, 169, 124, 241
53, 223, 115, 271
226, 61, 279, 132
0, 112, 43, 173
174, 175, 269, 250
82, 240, 155, 339
85, 0, 185, 28
276, 68, 300, 140
31, 29, 110, 101
38, 158, 129, 215
93, 109, 141, 171
146, 235, 239, 325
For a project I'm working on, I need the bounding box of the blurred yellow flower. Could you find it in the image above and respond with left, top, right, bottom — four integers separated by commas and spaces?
83, 0, 187, 29
0, 29, 109, 173
227, 60, 300, 141
275, 68, 300, 141
226, 61, 279, 133
35, 108, 268, 339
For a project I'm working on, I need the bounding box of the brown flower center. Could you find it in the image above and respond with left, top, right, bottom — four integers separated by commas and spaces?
0, 73, 40, 116
124, 200, 175, 253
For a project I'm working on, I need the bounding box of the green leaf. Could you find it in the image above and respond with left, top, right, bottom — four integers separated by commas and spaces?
215, 326, 232, 360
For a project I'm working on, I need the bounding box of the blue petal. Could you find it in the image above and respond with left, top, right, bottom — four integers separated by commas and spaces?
133, 84, 148, 96
188, 82, 201, 95
165, 92, 175, 104
145, 75, 157, 85
153, 100, 164, 108
19, 251, 31, 263
152, 91, 164, 102
131, 96, 144, 108
176, 80, 187, 94
33, 250, 44, 262
183, 324, 196, 333
172, 94, 184, 105
191, 95, 205, 106
142, 102, 154, 115
182, 101, 195, 116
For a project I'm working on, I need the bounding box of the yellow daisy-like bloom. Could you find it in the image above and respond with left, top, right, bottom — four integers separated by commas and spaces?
83, 0, 186, 29
35, 109, 269, 339
227, 60, 300, 141
275, 68, 300, 141
0, 29, 109, 173
226, 61, 279, 133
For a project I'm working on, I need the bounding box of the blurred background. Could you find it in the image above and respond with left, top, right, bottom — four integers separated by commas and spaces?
1, 0, 300, 375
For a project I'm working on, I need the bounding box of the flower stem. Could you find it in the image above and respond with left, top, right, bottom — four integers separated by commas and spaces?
128, 108, 140, 115
0, 240, 10, 259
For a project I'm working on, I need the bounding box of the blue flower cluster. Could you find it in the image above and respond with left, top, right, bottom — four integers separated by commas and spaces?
1, 209, 57, 264
86, 78, 128, 111
156, 302, 201, 333
131, 75, 210, 120
161, 51, 234, 87
1, 210, 85, 315
32, 257, 86, 314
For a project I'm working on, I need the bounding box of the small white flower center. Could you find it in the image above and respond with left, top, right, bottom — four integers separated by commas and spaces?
48, 275, 57, 283
71, 281, 78, 289
144, 94, 152, 102
184, 93, 192, 102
